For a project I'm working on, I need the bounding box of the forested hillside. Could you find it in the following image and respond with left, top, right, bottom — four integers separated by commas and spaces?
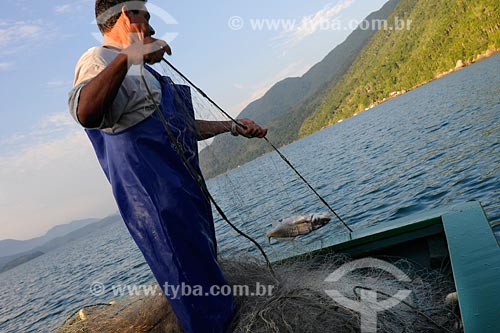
300, 0, 500, 136
200, 0, 500, 178
199, 0, 400, 178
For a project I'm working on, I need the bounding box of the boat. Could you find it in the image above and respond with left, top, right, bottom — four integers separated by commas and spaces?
293, 201, 498, 333
58, 201, 499, 332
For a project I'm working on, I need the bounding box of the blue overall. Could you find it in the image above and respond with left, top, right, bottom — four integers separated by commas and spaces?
85, 67, 235, 332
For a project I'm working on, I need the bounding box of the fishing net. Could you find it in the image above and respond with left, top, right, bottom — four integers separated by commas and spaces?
134, 59, 349, 269
145, 59, 349, 257
57, 254, 461, 333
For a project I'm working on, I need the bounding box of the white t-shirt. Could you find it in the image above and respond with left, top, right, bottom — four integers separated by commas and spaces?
68, 46, 162, 133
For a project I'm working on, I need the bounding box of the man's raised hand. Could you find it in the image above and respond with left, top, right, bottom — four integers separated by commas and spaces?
122, 37, 172, 65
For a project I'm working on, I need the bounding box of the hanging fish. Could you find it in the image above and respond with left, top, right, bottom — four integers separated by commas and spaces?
266, 213, 331, 242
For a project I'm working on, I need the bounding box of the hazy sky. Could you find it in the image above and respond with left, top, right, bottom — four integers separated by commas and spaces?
0, 0, 387, 240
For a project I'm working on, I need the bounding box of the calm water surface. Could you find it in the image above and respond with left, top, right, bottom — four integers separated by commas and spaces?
0, 54, 499, 332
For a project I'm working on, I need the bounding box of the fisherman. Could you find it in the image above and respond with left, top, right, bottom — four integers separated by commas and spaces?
68, 1, 267, 332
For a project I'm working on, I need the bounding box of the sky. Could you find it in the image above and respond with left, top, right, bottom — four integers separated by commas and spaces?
0, 0, 388, 240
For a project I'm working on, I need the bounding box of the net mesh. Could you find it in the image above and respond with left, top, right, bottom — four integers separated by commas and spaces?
147, 60, 343, 254
57, 254, 461, 333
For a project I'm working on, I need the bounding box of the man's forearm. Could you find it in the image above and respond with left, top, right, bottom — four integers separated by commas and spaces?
77, 54, 130, 128
195, 120, 232, 140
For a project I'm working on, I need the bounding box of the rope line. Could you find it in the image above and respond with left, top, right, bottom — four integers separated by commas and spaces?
263, 138, 353, 233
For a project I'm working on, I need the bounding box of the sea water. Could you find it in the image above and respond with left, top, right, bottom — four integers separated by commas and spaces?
0, 53, 499, 332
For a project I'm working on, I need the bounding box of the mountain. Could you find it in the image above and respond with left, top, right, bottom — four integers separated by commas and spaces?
199, 0, 500, 179
0, 215, 122, 273
199, 0, 401, 178
0, 218, 99, 257
299, 0, 500, 135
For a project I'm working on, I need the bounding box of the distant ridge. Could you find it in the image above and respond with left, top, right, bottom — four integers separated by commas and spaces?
0, 218, 99, 257
0, 214, 122, 273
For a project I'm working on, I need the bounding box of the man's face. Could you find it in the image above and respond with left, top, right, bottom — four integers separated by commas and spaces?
127, 6, 155, 37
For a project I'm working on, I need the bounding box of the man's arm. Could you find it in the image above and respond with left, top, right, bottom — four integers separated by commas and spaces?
77, 54, 130, 128
76, 38, 170, 128
196, 118, 267, 140
195, 120, 232, 140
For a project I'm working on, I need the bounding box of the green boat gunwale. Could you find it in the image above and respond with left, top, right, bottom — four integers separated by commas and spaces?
278, 201, 499, 333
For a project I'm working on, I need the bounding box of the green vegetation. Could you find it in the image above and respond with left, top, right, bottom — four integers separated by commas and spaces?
199, 0, 400, 178
300, 0, 500, 136
200, 0, 500, 178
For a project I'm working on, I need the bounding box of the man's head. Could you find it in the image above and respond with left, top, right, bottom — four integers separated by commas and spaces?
95, 0, 151, 35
